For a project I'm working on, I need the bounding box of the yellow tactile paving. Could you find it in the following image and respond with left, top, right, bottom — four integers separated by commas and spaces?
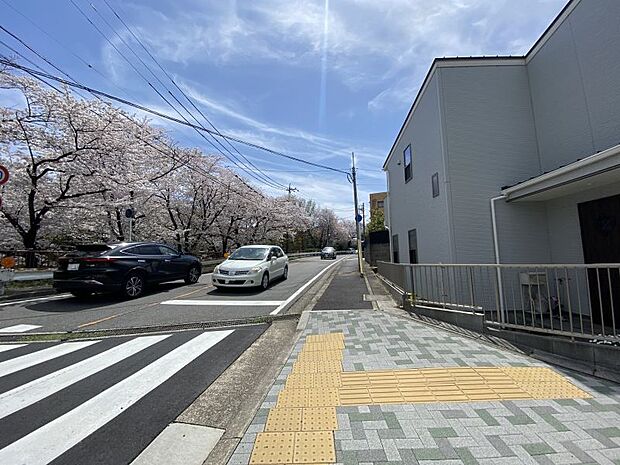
250, 432, 295, 464
265, 408, 303, 432
250, 332, 592, 465
293, 431, 336, 464
292, 359, 343, 374
296, 350, 344, 361
302, 407, 338, 431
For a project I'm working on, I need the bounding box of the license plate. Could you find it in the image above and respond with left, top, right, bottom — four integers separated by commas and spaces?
67, 263, 79, 271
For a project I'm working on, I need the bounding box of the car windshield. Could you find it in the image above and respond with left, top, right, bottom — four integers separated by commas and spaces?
228, 247, 268, 261
322, 247, 334, 252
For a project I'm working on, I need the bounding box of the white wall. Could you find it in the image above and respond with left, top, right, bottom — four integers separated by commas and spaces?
385, 74, 452, 263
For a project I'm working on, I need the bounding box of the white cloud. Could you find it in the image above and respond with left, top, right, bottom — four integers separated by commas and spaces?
125, 0, 566, 95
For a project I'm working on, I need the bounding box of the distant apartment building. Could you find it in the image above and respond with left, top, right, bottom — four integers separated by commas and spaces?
383, 0, 620, 269
369, 192, 387, 213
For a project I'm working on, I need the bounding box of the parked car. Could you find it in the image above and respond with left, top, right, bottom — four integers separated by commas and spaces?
321, 247, 337, 260
212, 245, 288, 290
53, 242, 202, 299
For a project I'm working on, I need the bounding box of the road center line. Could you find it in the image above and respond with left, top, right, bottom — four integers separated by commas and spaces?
160, 300, 284, 306
270, 257, 348, 316
77, 314, 121, 329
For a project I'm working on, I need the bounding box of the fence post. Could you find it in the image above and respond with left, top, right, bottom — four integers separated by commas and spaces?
403, 266, 414, 303
467, 267, 475, 313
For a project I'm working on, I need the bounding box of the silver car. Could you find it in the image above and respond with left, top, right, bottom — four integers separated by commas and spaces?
212, 245, 288, 290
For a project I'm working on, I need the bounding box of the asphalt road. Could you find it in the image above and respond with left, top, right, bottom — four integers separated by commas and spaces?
0, 325, 266, 465
0, 257, 344, 334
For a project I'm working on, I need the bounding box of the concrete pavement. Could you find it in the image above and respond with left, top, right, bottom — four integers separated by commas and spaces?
228, 262, 620, 465
0, 257, 340, 334
0, 326, 266, 465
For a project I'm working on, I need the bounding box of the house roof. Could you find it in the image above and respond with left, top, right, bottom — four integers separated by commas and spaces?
501, 143, 620, 202
382, 0, 581, 170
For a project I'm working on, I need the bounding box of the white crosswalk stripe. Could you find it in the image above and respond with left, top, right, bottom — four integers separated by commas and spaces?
0, 329, 234, 465
0, 340, 99, 378
0, 324, 42, 333
0, 334, 170, 420
0, 344, 27, 353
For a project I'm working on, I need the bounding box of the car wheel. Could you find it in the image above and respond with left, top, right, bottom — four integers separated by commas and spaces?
260, 272, 270, 290
283, 265, 288, 280
184, 265, 201, 284
70, 291, 92, 299
123, 272, 145, 299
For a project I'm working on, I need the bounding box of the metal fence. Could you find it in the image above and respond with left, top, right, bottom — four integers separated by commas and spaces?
0, 250, 71, 269
377, 261, 620, 344
0, 248, 329, 271
377, 261, 407, 292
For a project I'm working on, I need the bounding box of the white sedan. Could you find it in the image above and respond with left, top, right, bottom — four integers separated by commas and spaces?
212, 245, 288, 290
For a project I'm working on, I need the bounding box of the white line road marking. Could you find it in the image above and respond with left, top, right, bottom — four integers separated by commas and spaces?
0, 330, 233, 465
0, 335, 170, 420
0, 294, 70, 307
270, 257, 347, 315
0, 340, 99, 379
160, 299, 284, 306
0, 324, 42, 333
0, 344, 27, 353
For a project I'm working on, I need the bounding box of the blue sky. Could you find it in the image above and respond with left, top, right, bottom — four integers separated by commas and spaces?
0, 0, 567, 217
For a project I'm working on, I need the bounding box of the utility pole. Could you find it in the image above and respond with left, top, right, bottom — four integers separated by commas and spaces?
351, 152, 363, 275
361, 202, 366, 242
285, 183, 298, 253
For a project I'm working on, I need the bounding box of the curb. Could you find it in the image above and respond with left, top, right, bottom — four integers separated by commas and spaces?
0, 313, 300, 343
0, 287, 57, 302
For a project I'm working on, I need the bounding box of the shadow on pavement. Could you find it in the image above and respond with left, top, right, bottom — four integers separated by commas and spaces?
22, 282, 188, 313
207, 277, 288, 297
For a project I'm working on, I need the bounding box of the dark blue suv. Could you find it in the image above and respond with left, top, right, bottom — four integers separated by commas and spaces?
53, 242, 201, 299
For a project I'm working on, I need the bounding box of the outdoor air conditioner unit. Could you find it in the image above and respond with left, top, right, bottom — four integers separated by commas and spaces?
520, 272, 548, 314
519, 272, 547, 286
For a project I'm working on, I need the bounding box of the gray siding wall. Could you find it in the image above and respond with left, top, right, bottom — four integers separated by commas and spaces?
528, 0, 620, 172
385, 74, 452, 263
441, 65, 549, 263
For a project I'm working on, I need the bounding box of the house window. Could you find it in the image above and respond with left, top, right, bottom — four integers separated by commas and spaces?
377, 200, 384, 209
408, 229, 418, 264
392, 234, 400, 263
403, 145, 412, 182
432, 172, 439, 198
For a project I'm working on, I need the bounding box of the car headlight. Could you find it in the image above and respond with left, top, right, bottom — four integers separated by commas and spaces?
214, 265, 220, 273
250, 266, 262, 273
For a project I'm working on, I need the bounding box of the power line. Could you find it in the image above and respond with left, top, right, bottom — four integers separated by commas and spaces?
0, 39, 262, 204
101, 0, 289, 191
0, 19, 266, 200
0, 59, 350, 175
70, 0, 286, 192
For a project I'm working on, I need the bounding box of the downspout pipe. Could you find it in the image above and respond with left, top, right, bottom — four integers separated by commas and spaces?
490, 195, 506, 324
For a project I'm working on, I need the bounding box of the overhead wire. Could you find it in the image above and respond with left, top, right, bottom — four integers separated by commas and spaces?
100, 0, 289, 190
0, 32, 262, 203
0, 59, 350, 175
89, 1, 286, 191
71, 0, 285, 192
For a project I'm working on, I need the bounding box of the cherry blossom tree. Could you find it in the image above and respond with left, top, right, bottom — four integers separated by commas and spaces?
0, 70, 342, 262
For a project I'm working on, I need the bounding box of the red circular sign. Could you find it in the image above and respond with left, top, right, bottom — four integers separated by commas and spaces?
0, 165, 9, 186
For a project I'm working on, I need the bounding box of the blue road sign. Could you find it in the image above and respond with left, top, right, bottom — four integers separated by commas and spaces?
355, 214, 363, 223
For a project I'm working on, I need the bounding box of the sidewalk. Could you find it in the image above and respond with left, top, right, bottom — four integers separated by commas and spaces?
227, 259, 620, 465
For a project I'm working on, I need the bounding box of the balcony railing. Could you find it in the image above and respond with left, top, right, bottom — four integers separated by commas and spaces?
377, 261, 620, 344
